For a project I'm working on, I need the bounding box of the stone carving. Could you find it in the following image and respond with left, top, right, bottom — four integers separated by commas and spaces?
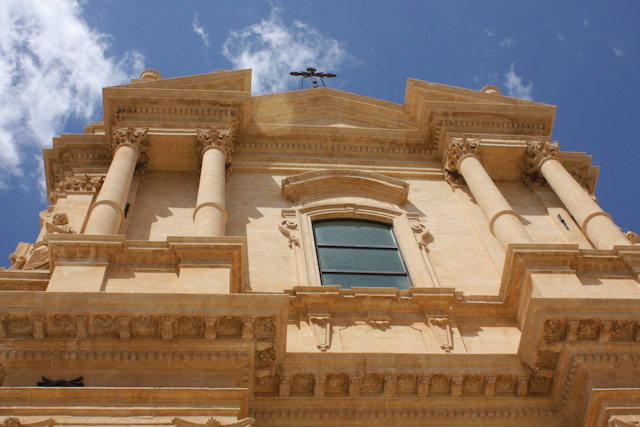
578, 319, 599, 340
172, 416, 255, 427
92, 315, 117, 335
361, 373, 383, 393
626, 231, 640, 243
111, 128, 149, 173
1, 419, 56, 427
495, 375, 515, 394
47, 314, 75, 335
278, 375, 291, 397
396, 374, 416, 393
204, 317, 217, 340
255, 317, 277, 336
134, 315, 158, 335
7, 315, 32, 334
484, 376, 496, 396
197, 129, 234, 172
611, 320, 635, 340
118, 316, 131, 339
255, 375, 278, 393
241, 317, 254, 339
451, 375, 463, 397
177, 316, 201, 336
308, 314, 331, 351
48, 174, 104, 205
291, 374, 314, 394
417, 375, 430, 397
257, 346, 276, 364
313, 374, 326, 397
348, 374, 361, 397
444, 137, 481, 174
430, 374, 450, 394
463, 374, 483, 394
523, 141, 558, 185
21, 213, 75, 271
567, 319, 579, 341
217, 316, 242, 336
427, 316, 453, 352
161, 316, 174, 340
32, 316, 44, 339
0, 363, 4, 386
75, 316, 88, 339
326, 373, 348, 393
608, 417, 640, 427
543, 318, 565, 341
517, 375, 529, 397
383, 374, 396, 397
529, 369, 553, 393
278, 218, 299, 248
8, 242, 31, 270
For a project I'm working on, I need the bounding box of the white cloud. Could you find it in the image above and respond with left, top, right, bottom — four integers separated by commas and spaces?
499, 37, 515, 48
583, 17, 589, 27
557, 33, 566, 42
504, 63, 533, 101
192, 13, 209, 47
484, 28, 494, 37
0, 0, 144, 190
222, 7, 350, 95
614, 46, 625, 57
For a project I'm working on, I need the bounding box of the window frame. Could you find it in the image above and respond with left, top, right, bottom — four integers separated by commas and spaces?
312, 218, 412, 289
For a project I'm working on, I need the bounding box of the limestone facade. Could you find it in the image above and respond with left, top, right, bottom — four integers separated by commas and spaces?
1, 69, 639, 426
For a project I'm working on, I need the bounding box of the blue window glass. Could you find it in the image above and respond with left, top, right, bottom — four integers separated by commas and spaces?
313, 219, 410, 290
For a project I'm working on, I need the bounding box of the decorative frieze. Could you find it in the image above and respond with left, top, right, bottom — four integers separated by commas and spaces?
48, 174, 104, 205
172, 416, 255, 427
0, 313, 278, 341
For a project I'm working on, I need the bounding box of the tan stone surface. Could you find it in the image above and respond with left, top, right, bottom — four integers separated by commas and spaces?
1, 68, 639, 426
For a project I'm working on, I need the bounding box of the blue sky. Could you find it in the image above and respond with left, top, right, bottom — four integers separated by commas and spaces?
1, 1, 639, 266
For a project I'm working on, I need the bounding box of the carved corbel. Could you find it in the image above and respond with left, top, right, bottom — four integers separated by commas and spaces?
111, 128, 149, 174
162, 316, 175, 340
172, 417, 255, 427
1, 419, 56, 427
278, 375, 291, 397
426, 314, 453, 352
356, 293, 393, 329
308, 310, 331, 352
278, 217, 299, 248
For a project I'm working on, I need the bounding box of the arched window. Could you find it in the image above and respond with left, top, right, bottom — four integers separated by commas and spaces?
313, 219, 410, 290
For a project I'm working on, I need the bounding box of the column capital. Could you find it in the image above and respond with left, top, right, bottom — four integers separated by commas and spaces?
110, 128, 149, 173
197, 129, 233, 160
443, 137, 480, 185
523, 140, 558, 178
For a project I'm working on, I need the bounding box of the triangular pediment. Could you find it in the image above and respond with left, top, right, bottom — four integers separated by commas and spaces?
115, 69, 252, 93
250, 88, 416, 131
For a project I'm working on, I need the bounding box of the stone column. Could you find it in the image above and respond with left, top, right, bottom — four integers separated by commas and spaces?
526, 141, 630, 250
84, 128, 148, 235
445, 138, 534, 250
194, 130, 233, 237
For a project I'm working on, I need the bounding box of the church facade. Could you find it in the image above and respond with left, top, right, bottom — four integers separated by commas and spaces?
1, 68, 639, 426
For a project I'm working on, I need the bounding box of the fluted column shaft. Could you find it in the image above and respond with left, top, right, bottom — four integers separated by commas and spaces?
446, 138, 533, 250
84, 128, 148, 235
194, 130, 233, 237
539, 157, 629, 250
